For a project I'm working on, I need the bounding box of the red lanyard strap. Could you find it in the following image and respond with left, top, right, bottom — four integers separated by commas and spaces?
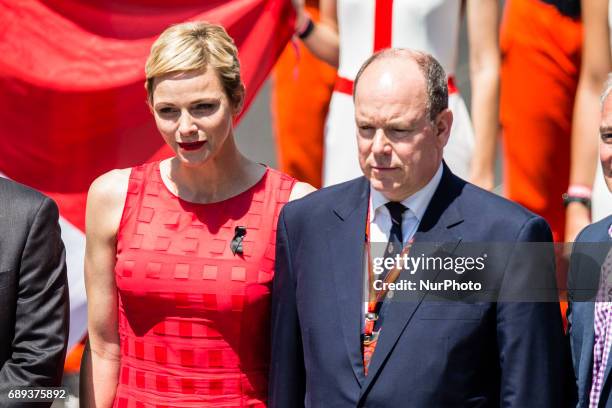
364, 205, 414, 336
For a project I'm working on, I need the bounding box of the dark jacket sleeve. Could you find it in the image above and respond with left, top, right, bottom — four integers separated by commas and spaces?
0, 196, 69, 406
269, 208, 306, 408
496, 216, 575, 407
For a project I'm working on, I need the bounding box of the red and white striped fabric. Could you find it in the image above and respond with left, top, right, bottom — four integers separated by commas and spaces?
0, 0, 294, 348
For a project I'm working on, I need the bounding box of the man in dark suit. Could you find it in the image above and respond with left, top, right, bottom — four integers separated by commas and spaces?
270, 49, 570, 407
567, 75, 612, 408
0, 177, 69, 405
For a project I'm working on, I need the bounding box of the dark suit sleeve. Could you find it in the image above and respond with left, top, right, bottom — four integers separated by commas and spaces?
269, 209, 306, 408
496, 216, 574, 407
0, 197, 69, 403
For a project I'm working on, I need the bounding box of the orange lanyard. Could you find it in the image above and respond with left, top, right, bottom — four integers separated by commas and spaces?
364, 206, 414, 337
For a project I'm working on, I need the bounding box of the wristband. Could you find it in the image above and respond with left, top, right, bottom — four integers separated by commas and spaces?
566, 184, 592, 199
296, 15, 315, 40
562, 193, 591, 209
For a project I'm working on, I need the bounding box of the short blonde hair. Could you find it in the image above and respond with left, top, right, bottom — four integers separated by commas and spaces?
145, 22, 243, 106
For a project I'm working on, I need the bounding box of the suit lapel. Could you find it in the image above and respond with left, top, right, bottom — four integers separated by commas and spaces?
359, 166, 465, 396
328, 177, 370, 386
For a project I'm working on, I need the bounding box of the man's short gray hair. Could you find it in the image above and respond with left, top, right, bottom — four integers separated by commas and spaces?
601, 73, 612, 108
353, 48, 448, 121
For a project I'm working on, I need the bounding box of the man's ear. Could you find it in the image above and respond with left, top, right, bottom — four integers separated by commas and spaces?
433, 108, 453, 148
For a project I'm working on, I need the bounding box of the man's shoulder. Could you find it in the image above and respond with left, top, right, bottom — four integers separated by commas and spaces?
458, 178, 541, 223
0, 178, 58, 230
447, 176, 551, 242
0, 178, 54, 219
576, 214, 612, 243
282, 177, 366, 215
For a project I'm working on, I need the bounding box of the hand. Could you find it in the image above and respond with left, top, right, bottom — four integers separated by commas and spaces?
564, 202, 591, 243
291, 0, 308, 31
291, 0, 305, 12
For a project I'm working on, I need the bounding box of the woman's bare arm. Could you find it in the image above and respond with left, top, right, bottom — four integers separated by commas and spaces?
565, 0, 611, 241
466, 0, 501, 190
80, 169, 129, 408
293, 0, 339, 67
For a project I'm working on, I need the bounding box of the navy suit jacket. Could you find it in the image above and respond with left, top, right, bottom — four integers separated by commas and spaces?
568, 214, 612, 407
270, 165, 572, 407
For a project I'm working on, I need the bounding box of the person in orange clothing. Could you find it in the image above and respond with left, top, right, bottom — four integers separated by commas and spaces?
500, 0, 582, 243
270, 0, 336, 188
566, 0, 612, 243
61, 338, 85, 399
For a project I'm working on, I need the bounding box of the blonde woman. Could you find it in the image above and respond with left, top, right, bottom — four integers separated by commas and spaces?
80, 22, 313, 407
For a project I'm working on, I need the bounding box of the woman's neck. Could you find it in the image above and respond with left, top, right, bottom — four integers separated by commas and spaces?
160, 138, 265, 204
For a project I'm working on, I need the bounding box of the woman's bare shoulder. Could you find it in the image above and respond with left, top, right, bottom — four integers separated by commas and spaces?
289, 181, 317, 201
86, 168, 132, 237
88, 168, 131, 206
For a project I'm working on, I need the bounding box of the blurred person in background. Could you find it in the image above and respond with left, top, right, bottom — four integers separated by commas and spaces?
80, 21, 313, 407
271, 0, 336, 188
567, 73, 612, 408
293, 0, 501, 190
0, 178, 69, 406
565, 0, 612, 243
500, 0, 582, 243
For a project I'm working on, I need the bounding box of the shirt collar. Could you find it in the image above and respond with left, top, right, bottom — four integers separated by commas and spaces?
369, 163, 443, 222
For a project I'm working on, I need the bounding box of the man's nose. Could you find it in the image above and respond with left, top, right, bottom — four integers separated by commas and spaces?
371, 128, 391, 154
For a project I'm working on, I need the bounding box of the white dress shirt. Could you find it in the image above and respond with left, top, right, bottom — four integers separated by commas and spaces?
369, 164, 443, 247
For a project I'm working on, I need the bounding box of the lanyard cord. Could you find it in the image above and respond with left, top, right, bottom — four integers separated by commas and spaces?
364, 206, 414, 336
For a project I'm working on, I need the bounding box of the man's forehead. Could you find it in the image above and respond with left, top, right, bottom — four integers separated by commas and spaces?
377, 71, 395, 89
355, 102, 416, 123
356, 58, 425, 93
356, 70, 425, 111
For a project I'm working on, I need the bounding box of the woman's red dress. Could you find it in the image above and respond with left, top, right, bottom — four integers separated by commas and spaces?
112, 162, 295, 407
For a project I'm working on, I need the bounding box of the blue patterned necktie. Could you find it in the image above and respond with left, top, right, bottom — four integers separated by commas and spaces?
374, 202, 407, 329
381, 201, 407, 278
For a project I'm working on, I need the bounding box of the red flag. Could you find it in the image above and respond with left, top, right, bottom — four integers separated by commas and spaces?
0, 0, 294, 347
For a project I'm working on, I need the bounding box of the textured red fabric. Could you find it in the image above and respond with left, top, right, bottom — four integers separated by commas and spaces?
114, 161, 295, 406
0, 0, 294, 231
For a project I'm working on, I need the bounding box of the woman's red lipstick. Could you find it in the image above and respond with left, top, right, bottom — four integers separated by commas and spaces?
177, 141, 206, 151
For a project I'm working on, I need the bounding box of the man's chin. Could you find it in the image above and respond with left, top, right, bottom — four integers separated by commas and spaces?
369, 178, 403, 199
369, 176, 393, 191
